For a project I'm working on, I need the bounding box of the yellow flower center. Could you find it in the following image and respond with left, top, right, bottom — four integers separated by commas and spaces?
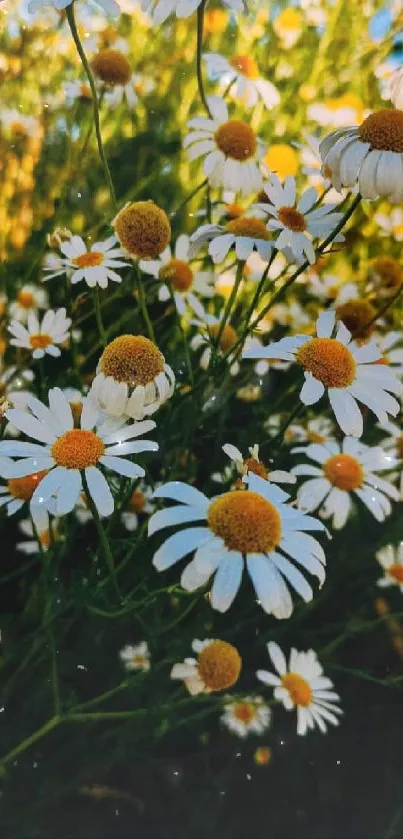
7, 470, 48, 501
113, 201, 171, 260
91, 49, 132, 86
254, 746, 272, 766
79, 83, 92, 100
277, 206, 306, 232
29, 333, 52, 350
323, 453, 364, 491
371, 257, 403, 291
204, 8, 228, 33
99, 334, 164, 387
214, 120, 257, 161
197, 640, 241, 691
159, 258, 193, 292
358, 109, 403, 153
389, 564, 403, 583
207, 490, 282, 554
230, 55, 259, 80
282, 673, 312, 706
233, 701, 258, 723
51, 429, 104, 470
17, 290, 34, 308
226, 216, 271, 240
392, 223, 403, 237
128, 489, 146, 513
264, 144, 298, 179
297, 337, 356, 388
131, 654, 147, 667
275, 8, 301, 31
209, 323, 238, 352
243, 457, 268, 479
335, 298, 376, 339
73, 251, 104, 269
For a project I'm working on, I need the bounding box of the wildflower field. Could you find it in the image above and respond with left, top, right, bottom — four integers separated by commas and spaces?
1, 0, 403, 836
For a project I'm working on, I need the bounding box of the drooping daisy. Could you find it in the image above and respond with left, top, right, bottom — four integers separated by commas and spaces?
139, 234, 215, 317
0, 389, 158, 517
17, 507, 55, 555
9, 285, 48, 323
0, 470, 48, 517
43, 235, 130, 289
171, 638, 241, 695
91, 49, 138, 109
8, 309, 72, 360
203, 53, 280, 110
190, 313, 240, 375
28, 0, 120, 16
253, 176, 343, 264
189, 216, 274, 264
90, 335, 175, 420
221, 696, 271, 738
375, 543, 403, 592
119, 641, 151, 672
141, 0, 245, 25
319, 107, 403, 202
148, 472, 327, 618
121, 481, 156, 531
243, 310, 401, 437
257, 642, 342, 736
220, 442, 296, 485
291, 437, 399, 529
184, 97, 264, 196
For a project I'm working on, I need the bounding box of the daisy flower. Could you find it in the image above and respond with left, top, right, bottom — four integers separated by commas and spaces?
9, 285, 48, 324
189, 216, 274, 264
141, 0, 245, 25
378, 418, 403, 463
221, 696, 271, 738
91, 49, 138, 110
139, 234, 214, 317
374, 331, 403, 376
43, 235, 130, 289
0, 470, 48, 517
90, 334, 175, 420
148, 472, 327, 618
8, 309, 72, 360
253, 176, 343, 264
184, 96, 264, 196
319, 107, 403, 203
64, 81, 93, 104
17, 507, 56, 554
374, 207, 403, 241
121, 481, 156, 531
221, 442, 296, 485
190, 313, 240, 375
28, 0, 120, 16
257, 642, 342, 736
291, 437, 399, 529
0, 359, 34, 411
171, 638, 241, 695
266, 415, 336, 446
376, 543, 403, 592
273, 8, 303, 49
0, 388, 158, 517
369, 257, 403, 298
119, 641, 151, 672
243, 310, 401, 438
203, 53, 280, 111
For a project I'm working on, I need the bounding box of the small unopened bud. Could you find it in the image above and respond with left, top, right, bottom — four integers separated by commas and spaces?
47, 227, 72, 249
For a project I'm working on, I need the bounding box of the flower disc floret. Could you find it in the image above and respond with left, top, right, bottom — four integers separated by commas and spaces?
226, 217, 270, 240
207, 490, 282, 554
30, 334, 52, 350
17, 290, 34, 308
277, 206, 306, 232
323, 453, 364, 491
51, 429, 104, 470
99, 335, 164, 386
389, 565, 403, 583
282, 673, 312, 707
91, 49, 132, 86
159, 258, 193, 291
335, 298, 376, 339
214, 120, 257, 161
113, 201, 171, 259
243, 458, 268, 479
8, 470, 47, 501
73, 251, 104, 268
297, 337, 356, 388
128, 489, 146, 512
230, 55, 259, 79
233, 702, 258, 722
197, 640, 241, 691
358, 109, 403, 153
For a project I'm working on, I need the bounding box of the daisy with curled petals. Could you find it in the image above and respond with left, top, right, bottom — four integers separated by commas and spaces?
171, 638, 241, 695
243, 310, 401, 437
203, 53, 280, 111
189, 216, 274, 265
8, 309, 72, 360
376, 544, 403, 593
184, 96, 264, 196
221, 696, 271, 738
319, 107, 403, 203
148, 472, 327, 618
291, 437, 399, 529
43, 235, 130, 289
253, 175, 343, 264
257, 642, 342, 736
139, 234, 214, 317
119, 641, 151, 672
141, 0, 245, 25
0, 388, 158, 517
9, 285, 48, 324
221, 442, 296, 485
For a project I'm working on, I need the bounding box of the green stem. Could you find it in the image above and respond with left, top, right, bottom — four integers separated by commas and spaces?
196, 0, 211, 118
170, 179, 208, 219
92, 287, 107, 347
167, 285, 194, 386
135, 267, 155, 342
82, 474, 121, 598
0, 716, 61, 768
66, 4, 117, 211
213, 260, 244, 353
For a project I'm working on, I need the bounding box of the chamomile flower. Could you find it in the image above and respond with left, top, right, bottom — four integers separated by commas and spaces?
273, 8, 303, 49
369, 257, 403, 298
43, 235, 130, 289
319, 107, 403, 202
171, 638, 241, 695
64, 81, 93, 103
375, 543, 403, 592
90, 335, 175, 420
243, 310, 401, 438
221, 442, 296, 484
189, 216, 274, 264
184, 97, 264, 196
221, 696, 271, 738
28, 0, 120, 15
121, 481, 156, 531
378, 418, 403, 463
139, 234, 214, 317
91, 48, 138, 109
374, 331, 403, 376
148, 472, 327, 618
17, 507, 55, 554
9, 285, 48, 323
0, 359, 34, 410
0, 389, 158, 517
374, 207, 403, 241
266, 415, 336, 446
0, 470, 48, 517
119, 641, 151, 672
203, 53, 280, 110
257, 642, 342, 736
253, 176, 343, 264
141, 0, 245, 25
8, 309, 72, 360
190, 313, 240, 375
291, 437, 399, 528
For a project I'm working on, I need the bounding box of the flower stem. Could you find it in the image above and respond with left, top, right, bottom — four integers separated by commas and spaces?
135, 266, 155, 342
196, 0, 212, 118
92, 287, 107, 347
82, 474, 121, 598
167, 286, 194, 387
0, 716, 61, 769
213, 260, 244, 354
66, 4, 117, 212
